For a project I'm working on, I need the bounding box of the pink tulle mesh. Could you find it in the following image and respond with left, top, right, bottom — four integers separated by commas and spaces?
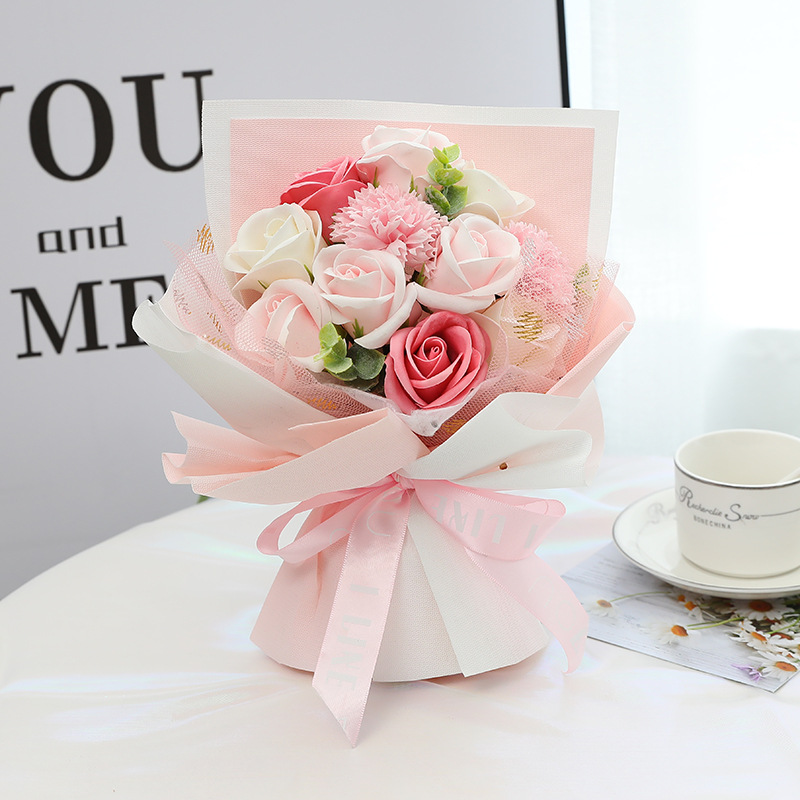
166, 228, 617, 446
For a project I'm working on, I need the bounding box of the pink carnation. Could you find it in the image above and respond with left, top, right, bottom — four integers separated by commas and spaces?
330, 184, 444, 275
505, 220, 537, 248
507, 223, 575, 313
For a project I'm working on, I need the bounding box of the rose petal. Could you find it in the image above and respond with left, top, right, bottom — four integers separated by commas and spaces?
354, 283, 418, 349
231, 259, 312, 309
459, 168, 535, 222
415, 285, 494, 314
279, 157, 367, 239
247, 278, 331, 372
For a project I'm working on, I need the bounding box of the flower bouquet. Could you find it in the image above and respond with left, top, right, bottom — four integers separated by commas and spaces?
133, 100, 633, 744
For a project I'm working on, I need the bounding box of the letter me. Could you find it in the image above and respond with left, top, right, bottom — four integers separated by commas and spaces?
12, 281, 107, 358
111, 275, 167, 348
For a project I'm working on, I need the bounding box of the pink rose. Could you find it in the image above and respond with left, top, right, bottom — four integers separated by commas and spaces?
280, 156, 368, 241
384, 311, 491, 413
247, 279, 332, 372
312, 245, 418, 349
416, 214, 521, 313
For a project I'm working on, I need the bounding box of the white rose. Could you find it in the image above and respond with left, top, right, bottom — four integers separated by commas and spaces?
224, 204, 322, 307
312, 245, 418, 349
457, 165, 535, 224
357, 126, 462, 190
416, 214, 521, 313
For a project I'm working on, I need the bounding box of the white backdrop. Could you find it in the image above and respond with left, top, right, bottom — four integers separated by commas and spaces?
0, 0, 567, 597
563, 1, 800, 457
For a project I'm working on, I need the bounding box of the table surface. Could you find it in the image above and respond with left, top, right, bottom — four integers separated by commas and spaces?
2, 456, 799, 799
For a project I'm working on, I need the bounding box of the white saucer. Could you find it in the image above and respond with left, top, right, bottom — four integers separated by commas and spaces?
612, 488, 800, 599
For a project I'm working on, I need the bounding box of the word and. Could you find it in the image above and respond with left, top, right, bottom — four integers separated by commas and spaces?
38, 216, 126, 254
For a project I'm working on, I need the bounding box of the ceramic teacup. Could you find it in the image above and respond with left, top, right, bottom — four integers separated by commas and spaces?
674, 429, 800, 578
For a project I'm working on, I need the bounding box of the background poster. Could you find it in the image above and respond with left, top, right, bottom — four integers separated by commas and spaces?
0, 0, 567, 597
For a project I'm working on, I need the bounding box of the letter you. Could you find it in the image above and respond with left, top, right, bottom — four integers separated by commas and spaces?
29, 79, 113, 181
27, 71, 213, 181
122, 70, 212, 172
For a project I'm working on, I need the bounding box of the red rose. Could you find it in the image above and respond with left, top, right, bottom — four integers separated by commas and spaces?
280, 156, 367, 241
384, 311, 491, 413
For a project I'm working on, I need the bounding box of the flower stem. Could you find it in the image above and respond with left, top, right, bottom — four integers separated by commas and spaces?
608, 591, 671, 603
688, 615, 746, 631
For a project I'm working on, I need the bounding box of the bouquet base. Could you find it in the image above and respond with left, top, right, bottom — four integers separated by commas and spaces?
251, 503, 550, 682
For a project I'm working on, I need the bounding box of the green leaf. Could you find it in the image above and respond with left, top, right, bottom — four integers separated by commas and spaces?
304, 264, 314, 282
425, 186, 450, 215
443, 184, 468, 217
352, 319, 365, 339
350, 377, 381, 391
427, 159, 441, 183
326, 356, 356, 377
432, 146, 449, 165
318, 322, 341, 352
333, 338, 349, 360
434, 167, 463, 187
442, 144, 460, 162
413, 269, 427, 286
350, 344, 386, 380
317, 324, 350, 371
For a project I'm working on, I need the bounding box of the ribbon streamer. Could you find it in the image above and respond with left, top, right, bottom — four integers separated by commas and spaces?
257, 474, 586, 745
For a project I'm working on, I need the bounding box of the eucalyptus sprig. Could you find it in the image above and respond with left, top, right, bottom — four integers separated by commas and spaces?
424, 144, 468, 219
315, 322, 386, 390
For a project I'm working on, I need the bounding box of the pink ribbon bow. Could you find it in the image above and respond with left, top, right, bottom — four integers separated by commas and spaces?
257, 473, 588, 745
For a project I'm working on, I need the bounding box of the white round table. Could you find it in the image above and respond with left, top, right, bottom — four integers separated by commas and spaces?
2, 457, 798, 798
